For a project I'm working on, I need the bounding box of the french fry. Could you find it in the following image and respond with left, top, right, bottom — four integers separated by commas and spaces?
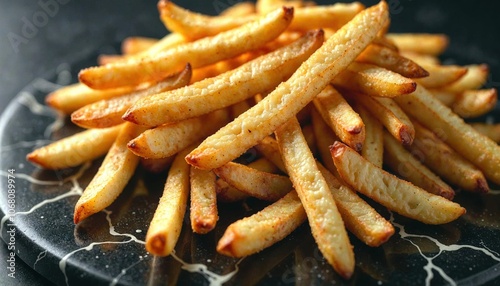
187, 2, 389, 170
312, 85, 365, 151
317, 163, 394, 247
331, 141, 465, 224
190, 166, 218, 234
46, 83, 134, 114
123, 30, 323, 126
471, 123, 500, 143
145, 147, 192, 256
382, 131, 455, 199
399, 51, 440, 66
214, 162, 292, 201
332, 62, 417, 98
302, 124, 317, 155
430, 89, 457, 106
217, 190, 306, 257
311, 107, 340, 176
356, 44, 429, 79
220, 1, 256, 16
415, 63, 468, 89
27, 125, 122, 169
127, 109, 229, 159
71, 64, 192, 128
440, 64, 489, 93
275, 117, 354, 279
386, 33, 449, 56
121, 36, 159, 55
394, 84, 500, 185
287, 3, 365, 32
257, 0, 311, 14
354, 93, 414, 146
73, 122, 145, 223
79, 7, 294, 89
255, 136, 287, 173
451, 88, 498, 118
409, 121, 489, 193
356, 104, 383, 167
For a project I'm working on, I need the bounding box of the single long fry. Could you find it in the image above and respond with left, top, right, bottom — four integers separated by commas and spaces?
276, 117, 354, 279
46, 83, 134, 114
451, 88, 498, 118
145, 147, 192, 256
356, 104, 383, 168
255, 136, 287, 173
471, 123, 500, 143
386, 33, 449, 56
311, 107, 340, 176
356, 44, 429, 79
217, 190, 306, 257
73, 122, 144, 223
440, 64, 489, 93
332, 62, 417, 98
220, 1, 256, 16
287, 3, 365, 32
71, 64, 192, 128
214, 162, 292, 201
128, 109, 229, 159
190, 166, 218, 234
312, 85, 365, 151
394, 84, 500, 185
123, 30, 323, 126
121, 37, 159, 55
400, 51, 440, 65
383, 131, 455, 200
415, 63, 468, 89
187, 2, 389, 170
331, 141, 465, 224
27, 125, 122, 169
354, 93, 414, 146
409, 121, 489, 193
79, 7, 293, 89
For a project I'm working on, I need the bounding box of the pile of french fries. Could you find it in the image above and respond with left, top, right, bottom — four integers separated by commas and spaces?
26, 0, 500, 279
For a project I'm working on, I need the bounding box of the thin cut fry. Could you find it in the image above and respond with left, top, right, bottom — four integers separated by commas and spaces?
399, 51, 440, 65
415, 63, 468, 89
451, 88, 498, 118
121, 37, 158, 55
190, 166, 218, 234
255, 136, 287, 173
74, 122, 145, 223
386, 33, 449, 56
220, 1, 256, 16
356, 104, 383, 168
331, 141, 465, 224
441, 64, 489, 93
311, 107, 340, 177
471, 123, 500, 143
187, 2, 389, 170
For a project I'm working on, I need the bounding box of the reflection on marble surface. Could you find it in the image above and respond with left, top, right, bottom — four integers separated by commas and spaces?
1, 62, 500, 286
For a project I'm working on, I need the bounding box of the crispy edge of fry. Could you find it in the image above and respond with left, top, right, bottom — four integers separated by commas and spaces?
187, 2, 389, 170
410, 120, 489, 193
317, 163, 394, 247
79, 7, 294, 89
356, 104, 383, 168
331, 141, 465, 225
415, 63, 468, 89
190, 166, 218, 234
451, 88, 498, 118
73, 122, 144, 224
217, 189, 306, 257
471, 123, 500, 143
276, 117, 354, 279
312, 85, 365, 152
214, 162, 292, 201
394, 84, 500, 185
71, 64, 192, 129
382, 130, 455, 200
27, 125, 122, 169
386, 33, 449, 56
145, 146, 193, 256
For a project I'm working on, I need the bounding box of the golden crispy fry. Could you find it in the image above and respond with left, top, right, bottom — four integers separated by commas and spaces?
220, 1, 256, 16
71, 64, 191, 128
371, 36, 398, 51
128, 109, 229, 159
257, 0, 311, 14
471, 123, 500, 143
331, 141, 465, 224
121, 36, 158, 55
140, 156, 174, 174
383, 131, 455, 199
386, 33, 449, 56
187, 2, 389, 170
399, 51, 440, 66
214, 162, 292, 201
276, 117, 354, 279
356, 104, 383, 168
27, 125, 122, 169
317, 163, 394, 247
46, 83, 134, 114
394, 84, 500, 185
354, 93, 414, 146
356, 44, 429, 78
451, 88, 498, 118
441, 64, 489, 93
287, 3, 365, 32
312, 85, 365, 151
332, 62, 417, 97
145, 147, 193, 256
430, 89, 457, 106
255, 136, 287, 173
217, 190, 306, 257
79, 7, 293, 89
123, 30, 323, 126
190, 166, 218, 234
409, 121, 489, 193
311, 107, 340, 176
415, 63, 468, 89
74, 122, 145, 223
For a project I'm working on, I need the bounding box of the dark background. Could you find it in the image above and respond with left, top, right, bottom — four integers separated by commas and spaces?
1, 0, 499, 285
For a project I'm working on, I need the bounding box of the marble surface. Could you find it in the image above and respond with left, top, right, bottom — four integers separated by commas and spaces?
1, 1, 500, 285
